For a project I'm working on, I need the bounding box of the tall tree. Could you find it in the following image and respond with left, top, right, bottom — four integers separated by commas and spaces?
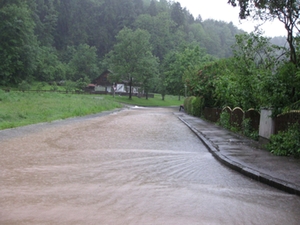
0, 1, 38, 85
134, 12, 176, 60
133, 0, 144, 15
34, 46, 66, 82
227, 0, 299, 65
34, 0, 59, 46
105, 27, 158, 99
148, 0, 158, 16
170, 2, 185, 28
68, 44, 99, 81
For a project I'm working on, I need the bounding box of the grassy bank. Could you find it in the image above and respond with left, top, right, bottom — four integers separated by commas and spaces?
0, 91, 121, 130
0, 91, 184, 130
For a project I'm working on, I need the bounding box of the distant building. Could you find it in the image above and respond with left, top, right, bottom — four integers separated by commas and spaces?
87, 70, 141, 95
92, 69, 113, 93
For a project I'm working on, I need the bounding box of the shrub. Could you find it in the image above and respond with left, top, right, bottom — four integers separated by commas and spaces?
18, 80, 31, 92
219, 111, 231, 130
50, 82, 58, 91
266, 123, 300, 157
35, 82, 48, 92
64, 80, 76, 93
242, 118, 259, 140
184, 96, 195, 115
184, 97, 189, 111
191, 96, 204, 117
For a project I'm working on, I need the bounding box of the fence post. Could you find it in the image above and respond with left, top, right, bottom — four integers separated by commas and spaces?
259, 108, 275, 145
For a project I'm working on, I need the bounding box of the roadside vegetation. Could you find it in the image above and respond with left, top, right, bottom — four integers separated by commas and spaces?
267, 124, 300, 158
105, 94, 183, 107
0, 90, 121, 130
0, 90, 183, 130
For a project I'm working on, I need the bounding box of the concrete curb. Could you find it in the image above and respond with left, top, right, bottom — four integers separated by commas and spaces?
178, 116, 300, 196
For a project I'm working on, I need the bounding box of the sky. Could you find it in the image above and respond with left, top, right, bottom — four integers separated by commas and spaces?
176, 0, 287, 37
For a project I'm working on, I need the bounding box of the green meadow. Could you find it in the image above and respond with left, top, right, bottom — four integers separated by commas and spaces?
0, 90, 183, 130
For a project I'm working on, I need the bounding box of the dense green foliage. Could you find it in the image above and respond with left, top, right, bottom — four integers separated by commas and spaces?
191, 96, 204, 117
267, 123, 300, 157
0, 1, 37, 85
105, 27, 158, 99
228, 0, 299, 64
183, 96, 203, 116
0, 0, 243, 89
218, 111, 231, 130
183, 32, 299, 117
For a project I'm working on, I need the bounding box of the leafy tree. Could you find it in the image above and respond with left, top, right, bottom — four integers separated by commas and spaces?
148, 0, 158, 16
210, 58, 239, 107
162, 51, 183, 100
163, 45, 211, 100
34, 0, 59, 46
34, 46, 66, 82
202, 20, 241, 58
163, 47, 195, 100
232, 32, 287, 109
137, 51, 159, 99
55, 0, 104, 50
156, 0, 170, 13
0, 1, 38, 85
170, 2, 185, 28
211, 32, 289, 110
76, 77, 90, 92
228, 0, 299, 65
63, 80, 76, 93
105, 27, 158, 99
134, 12, 176, 60
182, 46, 216, 98
68, 44, 99, 81
133, 0, 144, 15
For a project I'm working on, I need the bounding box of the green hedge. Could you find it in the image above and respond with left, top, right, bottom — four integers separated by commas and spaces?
192, 96, 204, 117
184, 96, 204, 117
184, 96, 194, 114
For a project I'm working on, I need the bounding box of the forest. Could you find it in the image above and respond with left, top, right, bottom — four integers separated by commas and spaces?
0, 0, 244, 84
0, 0, 297, 113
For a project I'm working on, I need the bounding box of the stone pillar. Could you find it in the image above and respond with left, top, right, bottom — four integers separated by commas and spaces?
259, 108, 275, 145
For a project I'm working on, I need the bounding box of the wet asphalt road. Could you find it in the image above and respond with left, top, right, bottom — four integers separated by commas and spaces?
1, 107, 300, 225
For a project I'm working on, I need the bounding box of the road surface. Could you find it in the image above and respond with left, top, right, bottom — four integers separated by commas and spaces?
1, 107, 300, 224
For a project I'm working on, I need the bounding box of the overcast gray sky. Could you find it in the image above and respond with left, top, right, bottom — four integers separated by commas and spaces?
176, 0, 286, 37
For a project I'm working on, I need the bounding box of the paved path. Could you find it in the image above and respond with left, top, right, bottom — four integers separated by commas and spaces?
177, 112, 300, 195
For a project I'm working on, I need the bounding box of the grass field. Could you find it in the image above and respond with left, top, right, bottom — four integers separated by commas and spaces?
0, 91, 121, 130
0, 90, 184, 130
104, 93, 183, 107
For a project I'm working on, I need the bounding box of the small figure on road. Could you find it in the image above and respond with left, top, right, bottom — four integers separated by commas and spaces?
179, 104, 184, 111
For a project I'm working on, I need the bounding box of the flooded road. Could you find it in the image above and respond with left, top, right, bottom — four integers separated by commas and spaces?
1, 107, 300, 225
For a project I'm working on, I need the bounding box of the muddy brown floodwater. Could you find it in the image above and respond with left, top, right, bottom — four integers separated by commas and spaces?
1, 107, 300, 225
